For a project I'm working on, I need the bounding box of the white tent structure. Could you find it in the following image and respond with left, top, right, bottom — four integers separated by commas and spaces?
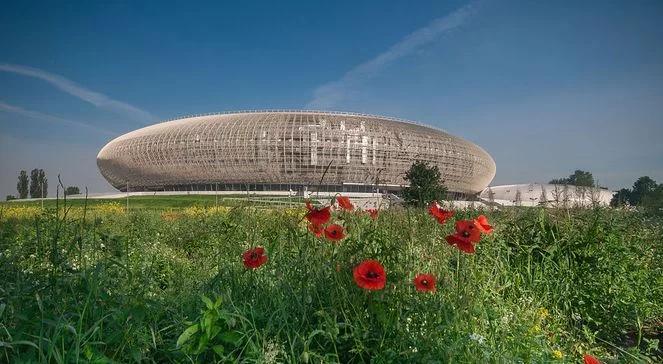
480, 183, 614, 207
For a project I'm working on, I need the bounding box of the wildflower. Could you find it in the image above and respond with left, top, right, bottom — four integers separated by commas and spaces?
305, 201, 331, 226
366, 208, 379, 220
445, 219, 482, 253
353, 259, 386, 290
413, 273, 436, 292
552, 350, 563, 359
428, 201, 454, 224
583, 354, 601, 364
469, 333, 485, 344
307, 223, 323, 237
473, 215, 493, 234
538, 307, 550, 320
242, 247, 268, 269
324, 224, 346, 242
336, 195, 354, 211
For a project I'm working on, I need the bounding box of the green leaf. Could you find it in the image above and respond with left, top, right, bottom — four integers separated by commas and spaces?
219, 331, 242, 346
212, 344, 225, 357
201, 295, 214, 310
176, 324, 199, 348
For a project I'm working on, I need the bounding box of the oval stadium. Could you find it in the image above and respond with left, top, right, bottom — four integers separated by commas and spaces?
96, 110, 496, 196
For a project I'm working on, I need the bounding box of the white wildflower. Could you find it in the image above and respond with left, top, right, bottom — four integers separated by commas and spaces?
469, 333, 486, 345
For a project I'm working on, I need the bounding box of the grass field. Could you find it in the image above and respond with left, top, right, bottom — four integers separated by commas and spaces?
2, 194, 309, 210
0, 200, 661, 363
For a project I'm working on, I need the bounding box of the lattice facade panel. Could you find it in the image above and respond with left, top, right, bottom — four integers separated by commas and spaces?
97, 111, 496, 194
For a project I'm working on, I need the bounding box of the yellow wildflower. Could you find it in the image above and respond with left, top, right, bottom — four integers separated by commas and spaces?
552, 350, 563, 359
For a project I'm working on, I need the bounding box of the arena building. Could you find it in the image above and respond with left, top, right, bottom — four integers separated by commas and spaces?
97, 110, 496, 195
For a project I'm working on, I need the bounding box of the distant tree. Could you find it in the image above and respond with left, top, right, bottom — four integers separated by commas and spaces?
38, 169, 48, 198
630, 176, 657, 206
610, 188, 631, 207
29, 169, 40, 198
402, 160, 447, 207
549, 170, 595, 187
17, 170, 28, 199
29, 169, 48, 198
641, 184, 663, 216
6, 195, 16, 201
65, 186, 80, 196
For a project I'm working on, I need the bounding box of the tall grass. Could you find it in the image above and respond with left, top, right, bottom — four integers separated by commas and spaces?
0, 203, 660, 362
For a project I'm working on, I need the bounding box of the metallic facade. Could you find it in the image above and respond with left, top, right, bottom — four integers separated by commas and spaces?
97, 111, 496, 194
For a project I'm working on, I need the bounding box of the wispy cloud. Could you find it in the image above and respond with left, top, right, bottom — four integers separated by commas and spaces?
0, 63, 156, 124
306, 2, 480, 109
0, 101, 117, 136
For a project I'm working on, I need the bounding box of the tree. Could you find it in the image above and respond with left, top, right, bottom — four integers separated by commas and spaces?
38, 169, 48, 198
549, 170, 595, 187
65, 186, 80, 196
610, 188, 631, 207
29, 169, 47, 198
16, 170, 28, 199
29, 169, 40, 198
640, 184, 663, 216
630, 176, 657, 205
401, 161, 447, 207
6, 195, 16, 201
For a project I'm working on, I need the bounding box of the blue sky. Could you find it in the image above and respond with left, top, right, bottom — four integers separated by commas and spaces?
1, 0, 662, 197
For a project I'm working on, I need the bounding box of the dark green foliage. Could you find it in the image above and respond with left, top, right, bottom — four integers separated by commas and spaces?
401, 160, 447, 207
631, 176, 657, 206
16, 170, 28, 199
610, 188, 632, 207
28, 169, 47, 198
64, 186, 80, 196
0, 205, 660, 362
549, 169, 595, 187
5, 195, 16, 201
610, 176, 662, 216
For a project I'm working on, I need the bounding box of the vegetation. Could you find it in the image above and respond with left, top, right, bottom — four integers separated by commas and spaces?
0, 200, 661, 363
401, 161, 448, 207
549, 170, 595, 187
17, 170, 28, 199
29, 168, 48, 198
5, 195, 16, 201
610, 176, 663, 216
64, 186, 81, 196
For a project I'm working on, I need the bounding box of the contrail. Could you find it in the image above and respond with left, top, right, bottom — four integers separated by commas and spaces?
307, 1, 480, 109
0, 101, 118, 136
0, 63, 156, 124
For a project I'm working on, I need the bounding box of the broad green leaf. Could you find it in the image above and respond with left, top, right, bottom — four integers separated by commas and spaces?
176, 324, 199, 348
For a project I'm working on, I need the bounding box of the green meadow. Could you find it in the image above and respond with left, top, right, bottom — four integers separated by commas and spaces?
0, 201, 661, 363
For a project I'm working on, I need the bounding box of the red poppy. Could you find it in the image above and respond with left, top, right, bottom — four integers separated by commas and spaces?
428, 201, 454, 224
474, 215, 493, 234
305, 201, 331, 226
336, 196, 354, 211
445, 220, 482, 253
413, 273, 437, 292
455, 220, 482, 242
353, 260, 386, 290
445, 234, 476, 253
583, 355, 600, 364
366, 208, 379, 220
324, 224, 346, 241
242, 247, 268, 269
307, 223, 323, 237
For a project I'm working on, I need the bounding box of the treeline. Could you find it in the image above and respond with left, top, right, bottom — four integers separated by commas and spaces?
7, 170, 80, 201
610, 176, 662, 212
